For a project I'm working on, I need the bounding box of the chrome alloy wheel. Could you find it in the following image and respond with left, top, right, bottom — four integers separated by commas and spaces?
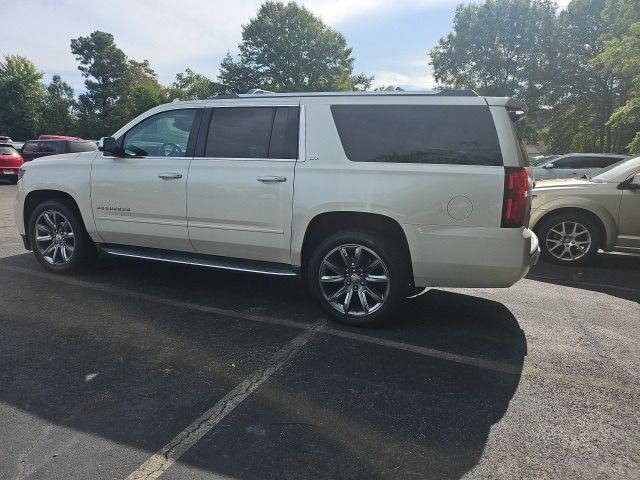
35, 210, 75, 265
319, 244, 390, 316
545, 220, 592, 261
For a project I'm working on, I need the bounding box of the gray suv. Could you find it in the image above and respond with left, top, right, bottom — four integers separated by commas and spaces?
533, 153, 630, 180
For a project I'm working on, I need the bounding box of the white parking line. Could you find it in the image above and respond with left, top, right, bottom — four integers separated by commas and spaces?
2, 264, 638, 395
320, 326, 522, 374
126, 320, 324, 480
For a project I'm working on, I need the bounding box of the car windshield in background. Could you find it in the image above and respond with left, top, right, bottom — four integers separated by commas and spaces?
0, 146, 17, 155
592, 156, 640, 182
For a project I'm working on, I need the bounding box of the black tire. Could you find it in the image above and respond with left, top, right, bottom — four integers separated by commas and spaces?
537, 211, 602, 265
307, 230, 408, 327
28, 199, 97, 274
9, 176, 18, 185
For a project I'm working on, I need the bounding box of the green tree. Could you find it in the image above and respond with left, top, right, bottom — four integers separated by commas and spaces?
0, 55, 45, 140
544, 0, 617, 152
219, 2, 372, 92
168, 68, 225, 100
429, 0, 556, 141
42, 75, 76, 135
71, 31, 129, 137
115, 59, 167, 125
591, 0, 640, 152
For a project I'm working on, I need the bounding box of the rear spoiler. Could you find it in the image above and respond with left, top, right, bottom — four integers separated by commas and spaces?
484, 97, 527, 121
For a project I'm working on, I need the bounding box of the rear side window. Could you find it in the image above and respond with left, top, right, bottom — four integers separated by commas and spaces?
269, 107, 299, 159
594, 156, 622, 168
40, 141, 57, 153
22, 142, 38, 153
330, 105, 503, 166
553, 157, 580, 169
206, 107, 272, 159
577, 157, 601, 168
205, 106, 299, 159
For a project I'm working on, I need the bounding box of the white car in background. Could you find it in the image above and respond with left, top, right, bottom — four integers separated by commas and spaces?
531, 156, 640, 265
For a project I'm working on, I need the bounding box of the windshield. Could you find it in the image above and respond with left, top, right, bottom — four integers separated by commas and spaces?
592, 155, 640, 182
0, 146, 17, 155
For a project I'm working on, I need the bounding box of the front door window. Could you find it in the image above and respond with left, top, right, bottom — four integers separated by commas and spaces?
123, 109, 197, 157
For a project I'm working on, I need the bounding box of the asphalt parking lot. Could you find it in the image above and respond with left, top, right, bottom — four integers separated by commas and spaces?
0, 182, 638, 480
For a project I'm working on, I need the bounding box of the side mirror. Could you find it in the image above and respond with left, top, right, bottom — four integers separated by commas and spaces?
618, 174, 640, 191
543, 163, 554, 169
98, 137, 120, 156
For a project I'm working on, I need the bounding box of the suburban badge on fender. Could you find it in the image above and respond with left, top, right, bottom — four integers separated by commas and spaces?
96, 206, 131, 212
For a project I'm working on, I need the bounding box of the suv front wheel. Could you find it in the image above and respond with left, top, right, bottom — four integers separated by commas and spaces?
307, 231, 407, 327
29, 200, 97, 273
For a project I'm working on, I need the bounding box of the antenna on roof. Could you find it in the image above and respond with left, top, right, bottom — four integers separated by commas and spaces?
246, 88, 274, 95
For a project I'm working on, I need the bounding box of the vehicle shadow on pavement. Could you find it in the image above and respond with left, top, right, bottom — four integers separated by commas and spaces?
527, 253, 640, 303
176, 290, 527, 480
0, 254, 526, 479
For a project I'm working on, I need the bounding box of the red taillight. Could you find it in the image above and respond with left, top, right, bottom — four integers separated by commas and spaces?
501, 167, 530, 228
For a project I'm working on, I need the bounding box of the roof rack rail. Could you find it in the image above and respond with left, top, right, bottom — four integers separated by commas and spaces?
246, 88, 274, 95
214, 93, 240, 99
436, 89, 478, 97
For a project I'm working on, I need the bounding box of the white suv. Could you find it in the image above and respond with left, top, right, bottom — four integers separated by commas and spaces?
15, 90, 539, 326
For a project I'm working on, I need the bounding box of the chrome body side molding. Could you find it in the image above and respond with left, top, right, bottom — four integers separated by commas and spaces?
99, 244, 298, 277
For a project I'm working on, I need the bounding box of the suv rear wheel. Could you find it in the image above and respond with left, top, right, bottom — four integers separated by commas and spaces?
29, 200, 97, 273
307, 231, 407, 327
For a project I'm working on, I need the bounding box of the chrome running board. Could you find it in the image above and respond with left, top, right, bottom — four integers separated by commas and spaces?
99, 244, 298, 277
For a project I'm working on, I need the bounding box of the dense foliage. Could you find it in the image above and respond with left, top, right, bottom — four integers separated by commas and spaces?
0, 2, 368, 140
219, 2, 372, 92
431, 0, 640, 153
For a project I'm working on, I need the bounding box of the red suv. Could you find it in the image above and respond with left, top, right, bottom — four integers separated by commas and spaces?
0, 143, 24, 184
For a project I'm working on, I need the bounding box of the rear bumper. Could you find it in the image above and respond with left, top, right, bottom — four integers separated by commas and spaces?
529, 231, 540, 266
403, 224, 538, 288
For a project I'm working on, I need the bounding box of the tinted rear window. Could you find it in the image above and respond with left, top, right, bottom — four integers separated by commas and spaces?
269, 107, 299, 159
553, 157, 580, 168
22, 142, 38, 153
205, 106, 299, 159
206, 107, 273, 159
331, 105, 502, 166
40, 141, 57, 153
593, 156, 624, 168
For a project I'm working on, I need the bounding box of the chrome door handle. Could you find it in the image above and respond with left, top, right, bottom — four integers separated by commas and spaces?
158, 172, 182, 180
257, 176, 287, 183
